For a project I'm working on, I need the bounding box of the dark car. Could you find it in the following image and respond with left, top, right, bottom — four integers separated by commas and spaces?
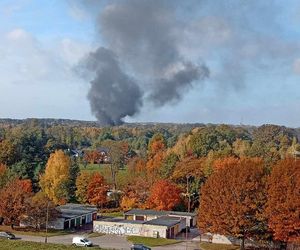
131, 244, 151, 250
0, 232, 16, 239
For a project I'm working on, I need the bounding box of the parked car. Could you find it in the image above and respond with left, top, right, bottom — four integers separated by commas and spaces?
72, 236, 93, 247
131, 244, 151, 250
0, 232, 16, 239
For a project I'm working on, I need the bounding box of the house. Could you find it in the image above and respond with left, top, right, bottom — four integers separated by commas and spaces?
83, 147, 111, 164
93, 209, 197, 239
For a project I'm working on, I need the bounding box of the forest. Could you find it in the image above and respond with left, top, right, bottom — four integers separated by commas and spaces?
0, 118, 299, 248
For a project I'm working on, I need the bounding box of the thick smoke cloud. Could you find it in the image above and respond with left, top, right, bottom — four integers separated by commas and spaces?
77, 0, 300, 125
80, 0, 209, 125
84, 48, 142, 125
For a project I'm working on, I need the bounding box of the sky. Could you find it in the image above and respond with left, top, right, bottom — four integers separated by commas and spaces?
0, 0, 300, 127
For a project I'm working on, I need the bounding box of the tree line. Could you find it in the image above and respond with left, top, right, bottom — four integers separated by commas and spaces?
0, 119, 299, 248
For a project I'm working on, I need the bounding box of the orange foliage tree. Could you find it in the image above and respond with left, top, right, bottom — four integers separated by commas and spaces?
198, 158, 267, 250
87, 172, 108, 208
76, 171, 92, 204
147, 180, 182, 210
0, 179, 33, 228
265, 158, 300, 243
146, 134, 167, 184
84, 150, 101, 164
212, 156, 239, 172
19, 179, 33, 193
121, 176, 151, 210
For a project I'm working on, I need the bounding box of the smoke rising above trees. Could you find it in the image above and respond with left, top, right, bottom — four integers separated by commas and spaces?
79, 0, 209, 125
75, 0, 300, 125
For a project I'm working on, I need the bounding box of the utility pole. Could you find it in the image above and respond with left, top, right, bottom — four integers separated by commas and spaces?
186, 175, 191, 250
45, 202, 49, 243
186, 175, 191, 213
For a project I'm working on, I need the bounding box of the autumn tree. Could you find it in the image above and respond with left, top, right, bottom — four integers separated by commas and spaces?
24, 192, 59, 229
147, 180, 182, 211
76, 171, 92, 204
148, 133, 166, 157
0, 163, 11, 189
101, 140, 128, 190
265, 158, 300, 244
0, 139, 16, 165
145, 134, 167, 184
198, 158, 267, 250
212, 156, 239, 172
159, 153, 179, 179
87, 172, 108, 208
39, 150, 71, 204
121, 176, 151, 209
84, 150, 102, 164
0, 179, 33, 228
172, 156, 205, 210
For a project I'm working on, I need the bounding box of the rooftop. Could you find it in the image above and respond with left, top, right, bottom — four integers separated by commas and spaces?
57, 204, 97, 219
124, 209, 196, 217
145, 216, 182, 227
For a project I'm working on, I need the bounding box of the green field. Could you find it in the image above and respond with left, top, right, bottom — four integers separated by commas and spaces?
0, 239, 108, 250
80, 164, 130, 188
200, 242, 239, 250
127, 236, 181, 247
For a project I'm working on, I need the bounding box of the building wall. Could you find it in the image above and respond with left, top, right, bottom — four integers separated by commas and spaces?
93, 221, 169, 238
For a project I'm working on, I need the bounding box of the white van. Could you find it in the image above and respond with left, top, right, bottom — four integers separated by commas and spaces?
72, 236, 93, 247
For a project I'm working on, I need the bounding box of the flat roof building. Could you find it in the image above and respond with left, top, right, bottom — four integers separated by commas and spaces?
93, 209, 197, 239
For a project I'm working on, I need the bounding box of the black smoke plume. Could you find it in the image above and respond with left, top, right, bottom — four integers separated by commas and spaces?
80, 0, 209, 125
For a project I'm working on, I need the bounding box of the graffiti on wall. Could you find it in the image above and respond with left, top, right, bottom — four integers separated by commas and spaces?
94, 224, 141, 235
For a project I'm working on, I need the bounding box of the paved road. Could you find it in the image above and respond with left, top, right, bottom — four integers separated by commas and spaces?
15, 233, 202, 250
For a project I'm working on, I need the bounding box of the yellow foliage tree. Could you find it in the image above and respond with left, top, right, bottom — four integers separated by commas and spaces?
76, 171, 92, 204
40, 150, 71, 205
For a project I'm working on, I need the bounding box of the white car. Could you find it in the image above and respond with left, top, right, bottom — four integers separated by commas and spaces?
72, 236, 93, 247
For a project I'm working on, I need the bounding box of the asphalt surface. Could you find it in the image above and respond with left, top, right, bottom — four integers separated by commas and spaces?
15, 233, 202, 250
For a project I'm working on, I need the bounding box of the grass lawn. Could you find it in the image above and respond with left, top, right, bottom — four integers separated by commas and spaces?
0, 225, 72, 237
80, 163, 106, 172
80, 164, 130, 188
200, 242, 240, 250
0, 238, 108, 250
127, 236, 181, 247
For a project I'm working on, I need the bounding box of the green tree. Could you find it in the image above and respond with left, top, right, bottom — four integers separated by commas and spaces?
159, 153, 179, 179
0, 139, 17, 165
